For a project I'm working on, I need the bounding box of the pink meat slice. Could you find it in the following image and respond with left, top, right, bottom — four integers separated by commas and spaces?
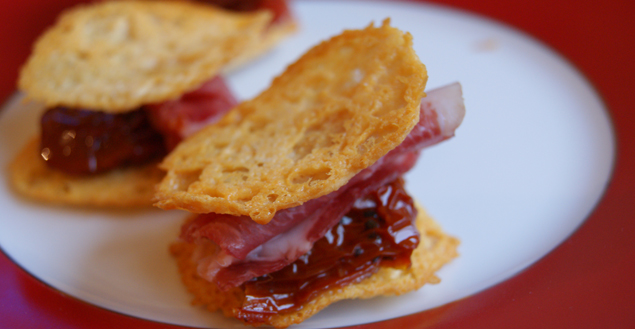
184, 82, 465, 289
145, 76, 238, 150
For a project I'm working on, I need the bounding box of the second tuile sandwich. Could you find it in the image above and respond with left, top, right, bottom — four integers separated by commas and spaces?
8, 0, 296, 208
155, 20, 465, 327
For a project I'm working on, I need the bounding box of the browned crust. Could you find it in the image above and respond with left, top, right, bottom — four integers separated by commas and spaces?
7, 136, 164, 207
18, 0, 272, 112
155, 20, 428, 224
170, 205, 459, 328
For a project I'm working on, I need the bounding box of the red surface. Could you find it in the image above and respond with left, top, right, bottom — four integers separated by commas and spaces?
1, 0, 634, 328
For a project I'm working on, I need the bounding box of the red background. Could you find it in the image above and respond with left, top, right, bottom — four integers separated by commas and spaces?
1, 0, 634, 328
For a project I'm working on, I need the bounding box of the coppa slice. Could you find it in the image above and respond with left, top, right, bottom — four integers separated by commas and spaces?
155, 20, 428, 223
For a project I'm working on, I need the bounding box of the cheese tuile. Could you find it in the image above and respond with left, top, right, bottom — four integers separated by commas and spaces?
154, 20, 428, 223
18, 0, 272, 112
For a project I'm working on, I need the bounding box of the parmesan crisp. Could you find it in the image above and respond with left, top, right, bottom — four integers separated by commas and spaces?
155, 20, 428, 223
18, 0, 272, 112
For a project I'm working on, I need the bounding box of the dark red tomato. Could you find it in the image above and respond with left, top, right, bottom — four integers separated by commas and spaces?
39, 107, 166, 175
236, 178, 420, 323
202, 0, 261, 11
199, 0, 292, 24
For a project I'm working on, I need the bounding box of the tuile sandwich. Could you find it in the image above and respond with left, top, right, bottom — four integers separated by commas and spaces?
157, 20, 464, 327
8, 0, 295, 207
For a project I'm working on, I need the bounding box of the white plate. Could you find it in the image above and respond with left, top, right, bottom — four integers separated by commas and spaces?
0, 0, 614, 328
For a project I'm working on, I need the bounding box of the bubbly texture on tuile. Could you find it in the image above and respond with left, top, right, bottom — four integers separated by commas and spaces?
154, 20, 428, 223
18, 0, 272, 112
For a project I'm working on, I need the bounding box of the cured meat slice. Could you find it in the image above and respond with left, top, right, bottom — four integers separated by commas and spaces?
210, 152, 420, 289
394, 82, 464, 154
186, 82, 465, 288
182, 150, 419, 260
146, 76, 238, 150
